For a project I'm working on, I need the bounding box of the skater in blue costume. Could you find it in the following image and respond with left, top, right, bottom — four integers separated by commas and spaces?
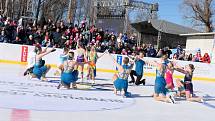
58, 51, 80, 89
31, 44, 56, 81
109, 54, 134, 97
58, 52, 88, 89
54, 47, 69, 76
153, 54, 174, 103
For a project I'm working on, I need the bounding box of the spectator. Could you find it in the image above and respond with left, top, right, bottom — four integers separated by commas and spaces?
26, 35, 35, 45
192, 51, 202, 62
0, 30, 8, 43
164, 46, 172, 59
187, 54, 193, 61
178, 50, 185, 60
147, 44, 156, 57
172, 53, 178, 60
176, 45, 183, 56
52, 28, 61, 47
13, 36, 23, 44
201, 53, 211, 63
122, 33, 128, 43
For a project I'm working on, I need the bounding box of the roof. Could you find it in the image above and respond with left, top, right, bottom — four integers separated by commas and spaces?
180, 32, 215, 36
131, 19, 200, 35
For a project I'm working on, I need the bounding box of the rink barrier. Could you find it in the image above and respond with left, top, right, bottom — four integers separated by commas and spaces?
1, 59, 215, 82
0, 43, 215, 82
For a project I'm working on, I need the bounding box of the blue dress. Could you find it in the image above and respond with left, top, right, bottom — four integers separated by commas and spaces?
61, 61, 79, 86
154, 63, 167, 95
33, 59, 47, 79
114, 65, 131, 92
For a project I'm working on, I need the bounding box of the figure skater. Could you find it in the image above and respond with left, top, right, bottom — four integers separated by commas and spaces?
31, 44, 56, 81
86, 46, 107, 84
165, 62, 175, 91
129, 51, 146, 86
54, 47, 69, 76
164, 62, 177, 101
76, 42, 87, 82
175, 64, 203, 102
57, 51, 79, 89
110, 54, 134, 97
24, 44, 49, 76
153, 55, 175, 103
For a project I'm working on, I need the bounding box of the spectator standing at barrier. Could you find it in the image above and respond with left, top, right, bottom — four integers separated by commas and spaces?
52, 28, 62, 47
26, 35, 35, 45
176, 45, 183, 56
147, 44, 157, 57
13, 36, 23, 44
164, 46, 172, 59
187, 54, 193, 61
178, 50, 186, 60
129, 51, 146, 85
201, 53, 211, 63
0, 30, 8, 43
192, 49, 202, 62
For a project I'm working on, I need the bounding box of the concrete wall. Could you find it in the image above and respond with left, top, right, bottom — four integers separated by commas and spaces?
186, 38, 214, 55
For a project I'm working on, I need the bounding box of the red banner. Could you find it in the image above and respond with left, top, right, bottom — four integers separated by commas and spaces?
21, 46, 28, 62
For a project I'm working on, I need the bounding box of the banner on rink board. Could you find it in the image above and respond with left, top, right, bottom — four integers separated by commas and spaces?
116, 55, 123, 70
21, 46, 28, 62
0, 43, 215, 79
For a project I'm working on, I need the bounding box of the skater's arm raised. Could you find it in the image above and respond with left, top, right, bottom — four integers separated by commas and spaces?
37, 47, 56, 59
174, 65, 187, 74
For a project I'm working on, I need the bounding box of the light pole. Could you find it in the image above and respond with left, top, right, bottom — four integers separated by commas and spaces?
123, 5, 128, 34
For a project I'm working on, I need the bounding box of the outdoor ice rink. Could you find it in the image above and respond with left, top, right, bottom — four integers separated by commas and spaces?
0, 63, 215, 121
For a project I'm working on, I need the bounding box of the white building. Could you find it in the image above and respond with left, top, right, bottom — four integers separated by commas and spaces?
180, 32, 215, 63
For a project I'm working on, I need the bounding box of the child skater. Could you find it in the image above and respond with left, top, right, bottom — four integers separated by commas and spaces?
164, 62, 177, 101
86, 46, 107, 84
175, 64, 203, 102
76, 42, 87, 82
57, 51, 79, 89
165, 62, 175, 91
86, 46, 98, 84
54, 47, 69, 76
153, 55, 175, 103
110, 54, 134, 97
31, 44, 56, 81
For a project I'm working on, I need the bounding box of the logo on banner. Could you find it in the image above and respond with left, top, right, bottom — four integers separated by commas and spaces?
116, 55, 122, 70
21, 46, 28, 62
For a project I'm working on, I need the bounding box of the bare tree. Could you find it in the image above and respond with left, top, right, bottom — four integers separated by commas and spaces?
67, 0, 77, 24
182, 0, 214, 32
39, 0, 68, 24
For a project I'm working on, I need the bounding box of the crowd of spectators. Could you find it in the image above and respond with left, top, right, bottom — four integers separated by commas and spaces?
0, 16, 211, 63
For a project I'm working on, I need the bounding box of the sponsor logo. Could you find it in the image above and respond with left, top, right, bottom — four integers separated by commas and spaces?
21, 46, 28, 62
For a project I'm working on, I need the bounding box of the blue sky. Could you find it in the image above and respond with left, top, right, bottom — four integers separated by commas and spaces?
137, 0, 186, 26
